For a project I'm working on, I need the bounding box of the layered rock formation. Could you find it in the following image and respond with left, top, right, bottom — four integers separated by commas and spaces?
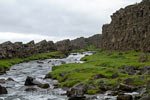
71, 34, 102, 49
55, 39, 72, 55
100, 0, 150, 52
0, 40, 56, 59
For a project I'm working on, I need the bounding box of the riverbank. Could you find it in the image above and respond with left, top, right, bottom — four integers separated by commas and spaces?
0, 52, 66, 75
49, 50, 150, 99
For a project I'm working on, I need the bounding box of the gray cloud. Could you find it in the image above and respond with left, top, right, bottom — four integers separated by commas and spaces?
0, 0, 142, 43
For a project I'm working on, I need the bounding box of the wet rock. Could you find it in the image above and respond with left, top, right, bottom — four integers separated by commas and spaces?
92, 74, 106, 79
7, 77, 14, 81
118, 83, 135, 92
86, 96, 97, 100
37, 65, 42, 67
0, 79, 5, 83
37, 61, 44, 64
138, 55, 148, 62
112, 72, 119, 79
117, 94, 133, 100
60, 61, 66, 64
0, 85, 7, 94
68, 95, 86, 100
139, 95, 150, 100
44, 73, 52, 79
67, 83, 88, 97
25, 88, 37, 92
25, 76, 40, 86
38, 83, 50, 89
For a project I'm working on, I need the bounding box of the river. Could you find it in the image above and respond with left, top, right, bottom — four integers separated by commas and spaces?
0, 52, 117, 100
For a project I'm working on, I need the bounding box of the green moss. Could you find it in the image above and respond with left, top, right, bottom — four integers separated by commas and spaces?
87, 89, 99, 95
50, 50, 150, 91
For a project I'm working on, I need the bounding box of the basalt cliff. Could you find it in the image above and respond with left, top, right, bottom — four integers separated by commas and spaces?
100, 0, 150, 52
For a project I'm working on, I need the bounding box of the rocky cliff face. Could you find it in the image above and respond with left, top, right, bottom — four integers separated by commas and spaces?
55, 39, 72, 55
101, 0, 150, 52
71, 34, 102, 49
0, 40, 56, 59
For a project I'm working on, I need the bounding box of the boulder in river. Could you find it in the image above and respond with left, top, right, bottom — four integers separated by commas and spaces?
38, 83, 50, 89
25, 76, 40, 86
0, 85, 7, 94
44, 73, 52, 79
25, 88, 37, 92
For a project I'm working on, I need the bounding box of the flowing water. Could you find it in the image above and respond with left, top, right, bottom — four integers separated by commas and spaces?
0, 52, 117, 100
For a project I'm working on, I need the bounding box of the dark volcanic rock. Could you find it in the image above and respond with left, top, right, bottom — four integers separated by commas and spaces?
25, 76, 40, 86
55, 39, 72, 55
118, 83, 135, 92
71, 34, 102, 50
92, 74, 106, 79
0, 85, 7, 94
25, 88, 37, 92
117, 94, 133, 100
0, 40, 56, 59
67, 83, 88, 98
140, 95, 150, 100
112, 72, 119, 79
44, 73, 52, 79
38, 83, 50, 89
100, 0, 150, 52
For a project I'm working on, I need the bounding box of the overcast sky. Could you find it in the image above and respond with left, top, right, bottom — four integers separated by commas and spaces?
0, 0, 141, 43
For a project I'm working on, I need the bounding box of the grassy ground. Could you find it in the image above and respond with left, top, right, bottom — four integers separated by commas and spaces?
0, 52, 66, 73
50, 50, 150, 94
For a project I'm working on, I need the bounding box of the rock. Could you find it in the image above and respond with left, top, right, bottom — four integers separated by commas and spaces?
140, 66, 150, 74
0, 85, 7, 94
37, 65, 42, 67
0, 79, 5, 83
112, 72, 119, 79
117, 94, 133, 100
55, 39, 72, 55
38, 83, 50, 89
7, 77, 14, 81
100, 0, 150, 52
118, 83, 135, 92
25, 88, 37, 92
60, 61, 66, 64
92, 74, 106, 79
67, 83, 88, 97
122, 66, 138, 75
138, 55, 148, 62
146, 80, 150, 89
44, 73, 52, 79
124, 78, 135, 85
25, 76, 40, 86
140, 95, 150, 100
68, 95, 86, 100
37, 61, 44, 64
59, 72, 65, 77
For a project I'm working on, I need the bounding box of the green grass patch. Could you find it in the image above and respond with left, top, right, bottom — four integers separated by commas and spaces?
50, 50, 150, 89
